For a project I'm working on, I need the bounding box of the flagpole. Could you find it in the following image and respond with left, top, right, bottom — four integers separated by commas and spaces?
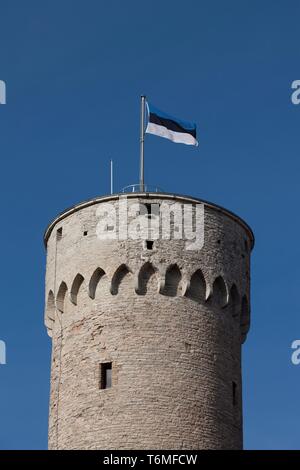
139, 95, 146, 192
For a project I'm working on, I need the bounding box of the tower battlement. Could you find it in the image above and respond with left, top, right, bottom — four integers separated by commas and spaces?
44, 192, 254, 450
46, 261, 250, 343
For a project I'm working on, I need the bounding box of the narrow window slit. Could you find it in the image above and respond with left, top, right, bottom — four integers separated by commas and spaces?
56, 227, 63, 241
232, 381, 237, 406
100, 362, 112, 389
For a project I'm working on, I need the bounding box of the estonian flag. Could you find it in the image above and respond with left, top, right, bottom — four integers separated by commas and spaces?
145, 102, 198, 146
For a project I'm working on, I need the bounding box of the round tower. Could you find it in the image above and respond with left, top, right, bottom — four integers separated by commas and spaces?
44, 192, 254, 450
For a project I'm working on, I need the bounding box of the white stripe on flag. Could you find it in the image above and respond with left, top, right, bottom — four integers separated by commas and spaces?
146, 122, 198, 146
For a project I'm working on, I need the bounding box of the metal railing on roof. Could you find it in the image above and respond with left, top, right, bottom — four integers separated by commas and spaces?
121, 184, 164, 193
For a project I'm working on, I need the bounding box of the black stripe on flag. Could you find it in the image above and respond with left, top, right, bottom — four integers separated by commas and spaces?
149, 113, 196, 138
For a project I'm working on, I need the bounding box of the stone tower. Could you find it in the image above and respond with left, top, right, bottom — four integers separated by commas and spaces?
44, 191, 254, 450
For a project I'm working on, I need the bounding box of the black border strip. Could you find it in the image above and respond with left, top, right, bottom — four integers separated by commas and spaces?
0, 450, 299, 466
149, 112, 197, 138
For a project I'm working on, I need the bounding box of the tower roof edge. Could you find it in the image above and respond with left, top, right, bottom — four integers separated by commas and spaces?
43, 192, 255, 249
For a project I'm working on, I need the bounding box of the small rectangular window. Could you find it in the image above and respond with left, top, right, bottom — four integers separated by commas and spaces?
100, 362, 112, 389
83, 230, 88, 236
146, 240, 154, 250
145, 203, 152, 217
232, 381, 237, 406
56, 227, 63, 241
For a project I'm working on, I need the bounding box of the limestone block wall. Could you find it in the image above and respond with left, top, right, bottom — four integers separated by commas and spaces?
43, 193, 254, 450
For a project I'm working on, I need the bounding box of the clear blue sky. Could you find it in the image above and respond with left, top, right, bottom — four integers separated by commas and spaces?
0, 0, 299, 450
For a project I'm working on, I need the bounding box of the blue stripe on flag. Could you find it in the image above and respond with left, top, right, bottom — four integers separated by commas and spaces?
147, 102, 196, 131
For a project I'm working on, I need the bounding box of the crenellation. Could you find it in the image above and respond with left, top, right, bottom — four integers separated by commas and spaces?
46, 263, 248, 340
